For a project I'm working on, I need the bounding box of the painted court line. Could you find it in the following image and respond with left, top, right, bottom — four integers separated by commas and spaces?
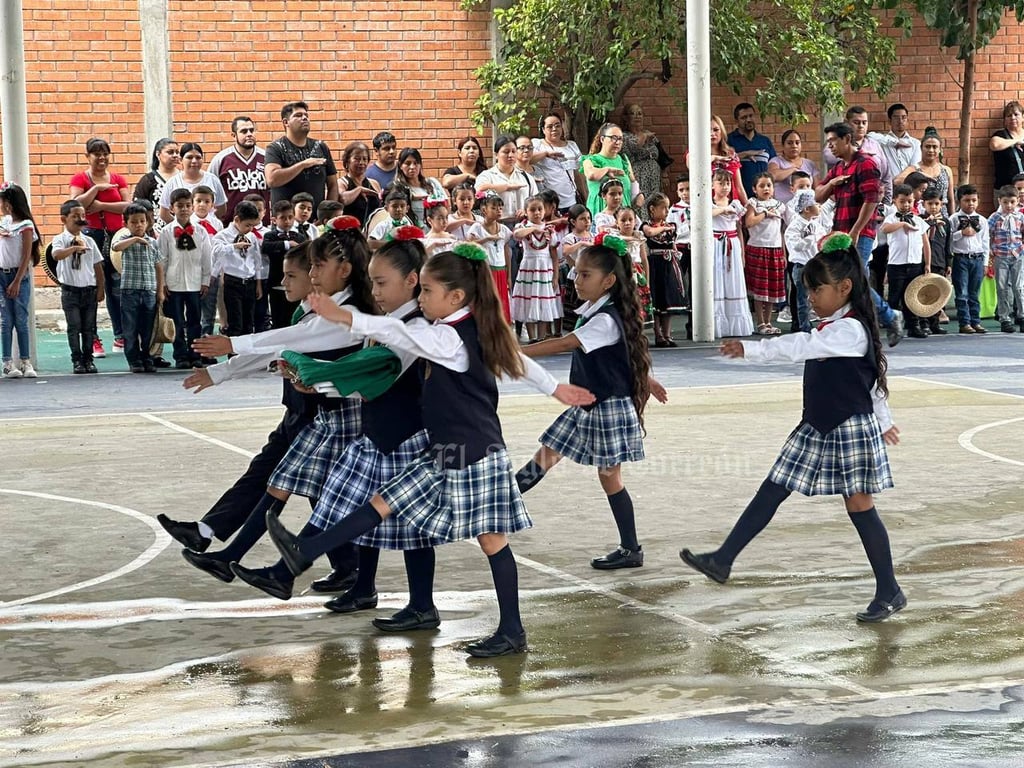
139, 413, 259, 459
0, 489, 171, 607
958, 415, 1024, 468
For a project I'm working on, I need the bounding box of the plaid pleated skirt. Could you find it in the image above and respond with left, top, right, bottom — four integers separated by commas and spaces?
767, 414, 894, 497
308, 430, 440, 551
540, 396, 645, 468
380, 448, 532, 543
268, 401, 362, 499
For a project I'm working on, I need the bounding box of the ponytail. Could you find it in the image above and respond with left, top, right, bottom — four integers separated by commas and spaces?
424, 247, 524, 379
312, 222, 377, 314
804, 238, 888, 397
578, 242, 652, 429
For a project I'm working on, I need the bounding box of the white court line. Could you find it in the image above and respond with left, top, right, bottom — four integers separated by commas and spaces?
0, 489, 171, 607
139, 413, 258, 459
958, 416, 1024, 468
0, 404, 282, 423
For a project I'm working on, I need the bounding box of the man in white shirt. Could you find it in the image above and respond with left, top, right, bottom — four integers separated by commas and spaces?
869, 103, 922, 203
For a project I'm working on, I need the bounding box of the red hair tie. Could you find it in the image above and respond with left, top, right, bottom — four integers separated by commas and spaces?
325, 215, 362, 232
392, 225, 426, 241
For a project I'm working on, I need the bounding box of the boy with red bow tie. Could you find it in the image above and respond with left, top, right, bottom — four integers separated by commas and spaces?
159, 188, 212, 369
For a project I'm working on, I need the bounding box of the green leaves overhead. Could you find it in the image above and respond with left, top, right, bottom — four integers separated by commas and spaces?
462, 0, 908, 136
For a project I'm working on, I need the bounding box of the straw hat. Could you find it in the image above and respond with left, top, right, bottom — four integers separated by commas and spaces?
108, 227, 130, 274
904, 273, 952, 317
42, 243, 61, 285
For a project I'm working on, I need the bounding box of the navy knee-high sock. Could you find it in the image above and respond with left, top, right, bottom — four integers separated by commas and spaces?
487, 544, 523, 637
351, 545, 380, 596
404, 547, 436, 612
607, 488, 639, 551
848, 507, 900, 601
716, 480, 791, 566
299, 502, 384, 561
216, 493, 286, 562
515, 459, 547, 494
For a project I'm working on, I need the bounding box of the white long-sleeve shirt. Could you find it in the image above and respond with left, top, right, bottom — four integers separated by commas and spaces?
348, 306, 559, 395
230, 289, 364, 356
739, 304, 893, 431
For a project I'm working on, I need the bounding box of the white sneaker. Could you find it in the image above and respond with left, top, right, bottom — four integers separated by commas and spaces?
19, 360, 37, 378
777, 307, 792, 323
3, 361, 23, 378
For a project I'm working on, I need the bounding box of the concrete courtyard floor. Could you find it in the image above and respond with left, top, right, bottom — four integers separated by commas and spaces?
1, 332, 1023, 767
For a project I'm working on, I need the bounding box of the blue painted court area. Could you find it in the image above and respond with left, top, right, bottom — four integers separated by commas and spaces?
2, 329, 1023, 767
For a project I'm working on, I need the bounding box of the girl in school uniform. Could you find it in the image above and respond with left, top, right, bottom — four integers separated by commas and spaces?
232, 236, 445, 632
184, 217, 378, 583
681, 234, 905, 622
262, 243, 595, 657
514, 234, 667, 570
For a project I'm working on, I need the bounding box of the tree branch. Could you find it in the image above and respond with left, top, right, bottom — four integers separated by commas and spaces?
613, 71, 659, 107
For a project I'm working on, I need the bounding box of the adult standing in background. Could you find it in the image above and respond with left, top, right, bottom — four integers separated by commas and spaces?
264, 101, 339, 210
894, 128, 955, 214
69, 138, 131, 356
476, 135, 533, 223
686, 116, 746, 205
337, 141, 382, 227
442, 136, 488, 191
728, 103, 776, 200
620, 103, 667, 206
134, 138, 180, 235
365, 131, 399, 190
208, 116, 270, 224
767, 129, 818, 204
531, 112, 585, 213
158, 143, 228, 223
581, 123, 642, 217
989, 101, 1024, 201
868, 103, 921, 202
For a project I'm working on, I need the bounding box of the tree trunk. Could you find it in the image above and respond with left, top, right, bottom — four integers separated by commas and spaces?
958, 0, 979, 184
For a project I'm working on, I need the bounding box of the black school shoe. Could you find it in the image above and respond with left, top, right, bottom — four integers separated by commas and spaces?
679, 548, 731, 584
229, 562, 294, 600
266, 511, 313, 576
323, 590, 378, 614
372, 606, 441, 632
181, 548, 234, 583
73, 362, 87, 374
591, 545, 643, 570
85, 361, 99, 373
855, 589, 907, 623
151, 356, 172, 368
310, 568, 358, 593
158, 513, 210, 552
465, 630, 528, 658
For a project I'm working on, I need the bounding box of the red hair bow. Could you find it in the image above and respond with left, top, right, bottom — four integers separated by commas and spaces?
393, 225, 426, 241
325, 215, 362, 232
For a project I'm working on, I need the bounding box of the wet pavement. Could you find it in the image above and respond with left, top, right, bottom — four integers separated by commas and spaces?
2, 333, 1023, 767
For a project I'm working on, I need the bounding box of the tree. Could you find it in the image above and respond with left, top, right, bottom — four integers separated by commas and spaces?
908, 0, 1024, 182
461, 0, 904, 145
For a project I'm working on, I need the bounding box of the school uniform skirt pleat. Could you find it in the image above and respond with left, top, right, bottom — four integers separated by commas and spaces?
309, 430, 439, 550
540, 396, 645, 467
380, 448, 532, 543
767, 413, 894, 497
268, 401, 362, 499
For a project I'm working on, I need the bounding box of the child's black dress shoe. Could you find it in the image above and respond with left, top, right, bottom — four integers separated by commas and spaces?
465, 630, 527, 658
856, 590, 907, 622
679, 548, 731, 584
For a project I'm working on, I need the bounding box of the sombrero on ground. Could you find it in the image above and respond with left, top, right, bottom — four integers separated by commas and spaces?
904, 273, 952, 317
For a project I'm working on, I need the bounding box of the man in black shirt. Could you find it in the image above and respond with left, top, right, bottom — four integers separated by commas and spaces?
264, 101, 339, 209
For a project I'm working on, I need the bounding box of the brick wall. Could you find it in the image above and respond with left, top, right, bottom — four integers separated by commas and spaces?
629, 10, 1024, 208
5, 3, 1023, 286
4, 0, 491, 284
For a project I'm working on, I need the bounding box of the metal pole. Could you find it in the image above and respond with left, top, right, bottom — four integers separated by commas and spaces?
0, 0, 36, 365
686, 0, 714, 341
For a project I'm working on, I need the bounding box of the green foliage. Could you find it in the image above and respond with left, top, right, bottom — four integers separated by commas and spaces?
461, 0, 906, 138
910, 0, 1024, 58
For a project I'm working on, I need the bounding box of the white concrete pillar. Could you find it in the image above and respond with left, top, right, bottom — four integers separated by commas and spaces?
686, 0, 714, 341
139, 0, 173, 161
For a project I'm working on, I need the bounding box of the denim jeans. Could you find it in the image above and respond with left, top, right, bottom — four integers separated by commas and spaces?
791, 263, 811, 332
994, 256, 1023, 322
61, 285, 98, 363
856, 235, 895, 327
120, 288, 156, 365
165, 290, 202, 364
83, 228, 122, 339
0, 268, 31, 361
200, 275, 219, 336
952, 255, 984, 326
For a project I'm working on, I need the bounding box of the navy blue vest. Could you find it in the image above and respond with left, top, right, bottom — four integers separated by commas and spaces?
569, 303, 632, 408
420, 314, 504, 468
802, 316, 877, 433
360, 309, 425, 455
